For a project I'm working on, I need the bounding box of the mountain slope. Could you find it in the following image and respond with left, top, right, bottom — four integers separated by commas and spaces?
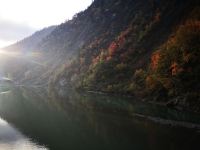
0, 26, 56, 83
5, 26, 56, 52
45, 0, 198, 89
3, 0, 200, 111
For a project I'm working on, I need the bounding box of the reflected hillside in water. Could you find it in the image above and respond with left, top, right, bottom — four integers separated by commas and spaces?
0, 87, 200, 150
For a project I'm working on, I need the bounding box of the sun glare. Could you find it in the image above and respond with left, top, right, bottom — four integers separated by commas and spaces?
0, 49, 41, 58
0, 49, 20, 57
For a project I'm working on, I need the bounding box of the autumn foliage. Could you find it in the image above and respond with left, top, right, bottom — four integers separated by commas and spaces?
150, 51, 160, 71
146, 19, 200, 102
108, 42, 118, 56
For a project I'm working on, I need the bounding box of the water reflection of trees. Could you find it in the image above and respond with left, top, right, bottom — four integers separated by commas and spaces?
0, 87, 199, 150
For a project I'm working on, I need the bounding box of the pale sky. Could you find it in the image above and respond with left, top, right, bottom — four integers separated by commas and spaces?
0, 0, 92, 48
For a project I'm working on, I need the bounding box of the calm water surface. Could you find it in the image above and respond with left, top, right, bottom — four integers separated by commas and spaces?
0, 87, 200, 150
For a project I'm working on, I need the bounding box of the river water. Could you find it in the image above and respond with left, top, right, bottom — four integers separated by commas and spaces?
0, 87, 200, 150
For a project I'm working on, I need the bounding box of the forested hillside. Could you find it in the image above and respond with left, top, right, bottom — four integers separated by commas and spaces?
3, 0, 200, 112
